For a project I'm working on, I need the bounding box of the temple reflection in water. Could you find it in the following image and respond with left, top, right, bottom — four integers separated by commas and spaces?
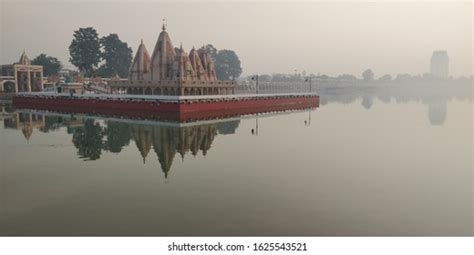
2, 110, 239, 178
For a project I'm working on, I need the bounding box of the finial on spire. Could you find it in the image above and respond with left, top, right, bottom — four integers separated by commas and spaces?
140, 38, 143, 44
162, 19, 166, 31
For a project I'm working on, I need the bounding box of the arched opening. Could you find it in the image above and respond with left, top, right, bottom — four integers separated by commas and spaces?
138, 88, 144, 95
15, 72, 26, 92
144, 87, 152, 95
127, 88, 133, 94
163, 88, 169, 95
153, 88, 161, 95
3, 81, 16, 93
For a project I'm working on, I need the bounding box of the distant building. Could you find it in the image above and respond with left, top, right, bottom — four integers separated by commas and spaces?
0, 51, 44, 93
430, 51, 449, 78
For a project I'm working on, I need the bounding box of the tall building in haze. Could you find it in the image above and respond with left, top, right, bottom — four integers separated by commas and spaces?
430, 51, 449, 78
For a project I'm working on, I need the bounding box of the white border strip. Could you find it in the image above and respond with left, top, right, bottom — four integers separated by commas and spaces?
14, 107, 314, 128
16, 92, 318, 101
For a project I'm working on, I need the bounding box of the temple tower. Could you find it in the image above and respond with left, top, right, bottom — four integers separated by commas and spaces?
129, 40, 151, 81
173, 44, 195, 81
198, 47, 217, 81
19, 51, 31, 65
189, 47, 207, 81
150, 24, 176, 81
112, 22, 236, 95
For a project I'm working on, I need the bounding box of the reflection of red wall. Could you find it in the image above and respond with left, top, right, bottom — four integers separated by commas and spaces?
12, 95, 319, 122
178, 97, 318, 121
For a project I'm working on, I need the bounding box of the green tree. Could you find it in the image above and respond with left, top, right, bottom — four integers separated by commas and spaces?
215, 49, 242, 80
337, 74, 358, 81
97, 34, 133, 78
199, 44, 218, 60
72, 119, 104, 161
31, 54, 62, 76
69, 27, 101, 75
362, 69, 374, 81
378, 74, 392, 82
103, 121, 131, 153
198, 45, 242, 80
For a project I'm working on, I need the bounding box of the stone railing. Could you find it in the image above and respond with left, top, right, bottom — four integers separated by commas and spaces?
109, 79, 236, 88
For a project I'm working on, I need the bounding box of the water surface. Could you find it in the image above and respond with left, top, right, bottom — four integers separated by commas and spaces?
0, 90, 472, 236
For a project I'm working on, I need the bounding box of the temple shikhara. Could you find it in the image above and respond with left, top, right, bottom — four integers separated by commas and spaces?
110, 24, 236, 96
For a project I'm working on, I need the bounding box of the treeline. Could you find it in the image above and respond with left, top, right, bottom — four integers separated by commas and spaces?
245, 69, 472, 83
69, 27, 132, 78
198, 45, 242, 80
29, 27, 242, 80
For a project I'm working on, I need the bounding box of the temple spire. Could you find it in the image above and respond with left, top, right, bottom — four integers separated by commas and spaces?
162, 19, 166, 31
19, 51, 31, 65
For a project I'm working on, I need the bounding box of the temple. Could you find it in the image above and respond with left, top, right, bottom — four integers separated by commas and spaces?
110, 24, 235, 96
0, 51, 44, 93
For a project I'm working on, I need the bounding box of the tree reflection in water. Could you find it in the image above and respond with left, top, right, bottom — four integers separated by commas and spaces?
3, 112, 241, 178
72, 119, 104, 161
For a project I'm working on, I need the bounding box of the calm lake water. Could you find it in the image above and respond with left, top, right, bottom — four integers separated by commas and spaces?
0, 88, 472, 236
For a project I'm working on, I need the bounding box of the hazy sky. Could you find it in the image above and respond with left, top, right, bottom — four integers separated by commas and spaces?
1, 0, 472, 77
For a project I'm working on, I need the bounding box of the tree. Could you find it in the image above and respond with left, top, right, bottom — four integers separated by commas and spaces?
198, 45, 242, 80
96, 34, 133, 78
361, 96, 374, 109
103, 121, 131, 153
272, 73, 292, 81
257, 74, 271, 82
69, 27, 101, 75
215, 49, 242, 80
31, 54, 62, 76
199, 44, 218, 60
395, 73, 412, 82
72, 119, 104, 161
362, 69, 374, 81
337, 74, 358, 81
378, 74, 392, 82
